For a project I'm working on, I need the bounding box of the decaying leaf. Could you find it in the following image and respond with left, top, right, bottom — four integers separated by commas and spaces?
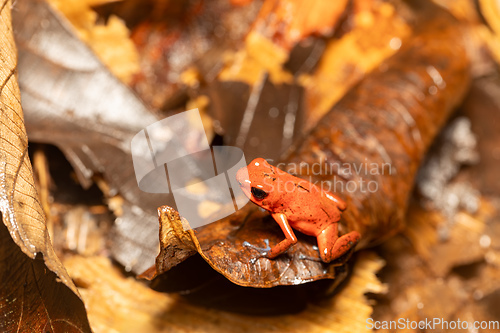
143, 206, 352, 288
150, 206, 197, 273
0, 1, 91, 331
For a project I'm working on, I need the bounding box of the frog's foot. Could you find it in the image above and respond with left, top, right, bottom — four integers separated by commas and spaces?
317, 225, 361, 263
243, 239, 272, 262
329, 240, 358, 265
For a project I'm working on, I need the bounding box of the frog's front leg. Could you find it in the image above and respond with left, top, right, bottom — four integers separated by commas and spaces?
266, 212, 298, 259
317, 223, 361, 263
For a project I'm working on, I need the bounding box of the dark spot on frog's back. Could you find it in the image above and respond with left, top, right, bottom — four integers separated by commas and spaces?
263, 173, 276, 181
297, 184, 310, 192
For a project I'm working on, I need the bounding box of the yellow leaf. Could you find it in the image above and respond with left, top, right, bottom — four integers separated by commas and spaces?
48, 0, 140, 82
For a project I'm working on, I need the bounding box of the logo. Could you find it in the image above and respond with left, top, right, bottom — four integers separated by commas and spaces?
131, 109, 249, 229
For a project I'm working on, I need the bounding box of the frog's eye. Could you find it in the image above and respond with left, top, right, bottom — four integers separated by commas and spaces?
251, 187, 268, 200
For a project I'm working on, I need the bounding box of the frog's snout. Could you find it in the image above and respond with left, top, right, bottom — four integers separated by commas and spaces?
236, 167, 253, 200
235, 167, 248, 187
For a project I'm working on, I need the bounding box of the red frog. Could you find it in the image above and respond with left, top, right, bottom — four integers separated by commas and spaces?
236, 158, 361, 263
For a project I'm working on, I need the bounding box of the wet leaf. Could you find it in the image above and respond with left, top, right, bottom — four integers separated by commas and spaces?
145, 206, 352, 288
0, 1, 91, 331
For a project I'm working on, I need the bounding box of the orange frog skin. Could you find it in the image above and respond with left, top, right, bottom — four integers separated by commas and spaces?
236, 158, 361, 263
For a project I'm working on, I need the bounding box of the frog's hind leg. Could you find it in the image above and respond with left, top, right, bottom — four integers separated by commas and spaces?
317, 224, 361, 263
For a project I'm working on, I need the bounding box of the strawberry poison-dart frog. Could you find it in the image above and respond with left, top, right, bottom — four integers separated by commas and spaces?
236, 158, 361, 263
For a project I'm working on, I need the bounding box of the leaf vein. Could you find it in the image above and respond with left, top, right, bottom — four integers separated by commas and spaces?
31, 260, 55, 333
10, 145, 27, 199
0, 65, 15, 95
0, 108, 26, 138
0, 0, 8, 16
15, 274, 26, 333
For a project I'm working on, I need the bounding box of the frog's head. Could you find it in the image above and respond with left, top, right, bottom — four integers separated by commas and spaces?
236, 158, 279, 209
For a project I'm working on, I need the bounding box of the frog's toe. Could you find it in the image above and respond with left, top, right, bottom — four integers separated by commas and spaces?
243, 239, 271, 253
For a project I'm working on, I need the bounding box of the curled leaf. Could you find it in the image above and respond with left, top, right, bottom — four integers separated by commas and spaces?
145, 206, 351, 288
139, 206, 197, 279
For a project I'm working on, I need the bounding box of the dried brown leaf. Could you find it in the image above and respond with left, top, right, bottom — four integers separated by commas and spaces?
147, 206, 353, 287
0, 0, 91, 331
217, 0, 348, 85
371, 69, 500, 331
0, 223, 91, 332
140, 206, 197, 279
406, 202, 491, 277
